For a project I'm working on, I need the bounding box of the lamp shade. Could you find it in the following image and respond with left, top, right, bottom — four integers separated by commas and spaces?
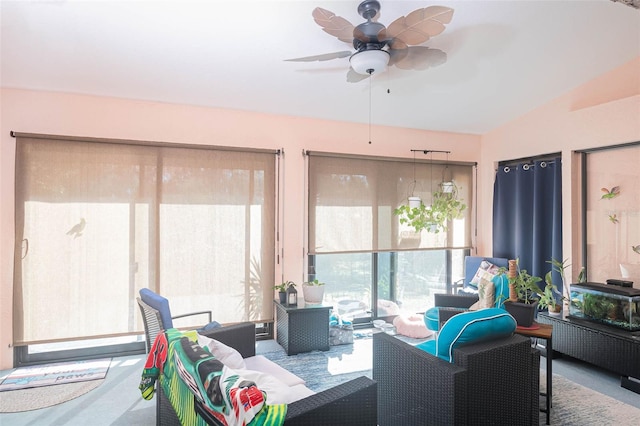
349, 49, 390, 75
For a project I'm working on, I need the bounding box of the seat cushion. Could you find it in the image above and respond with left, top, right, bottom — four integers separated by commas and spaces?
416, 308, 516, 362
140, 288, 173, 329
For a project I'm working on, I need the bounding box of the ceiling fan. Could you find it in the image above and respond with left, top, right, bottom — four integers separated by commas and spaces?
286, 0, 454, 82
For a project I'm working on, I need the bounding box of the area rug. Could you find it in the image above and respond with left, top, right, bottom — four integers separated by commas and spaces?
258, 337, 640, 425
0, 379, 105, 413
540, 372, 640, 425
0, 358, 111, 391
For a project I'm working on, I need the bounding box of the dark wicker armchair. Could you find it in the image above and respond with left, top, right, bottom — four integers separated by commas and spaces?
373, 332, 539, 426
155, 322, 378, 425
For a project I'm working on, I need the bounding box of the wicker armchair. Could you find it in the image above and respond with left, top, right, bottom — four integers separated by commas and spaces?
373, 332, 539, 426
137, 291, 216, 352
155, 322, 377, 425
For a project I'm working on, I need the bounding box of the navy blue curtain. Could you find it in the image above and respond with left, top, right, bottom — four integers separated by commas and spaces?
493, 158, 563, 292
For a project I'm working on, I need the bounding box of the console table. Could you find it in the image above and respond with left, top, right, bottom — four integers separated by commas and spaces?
537, 312, 640, 393
274, 300, 333, 355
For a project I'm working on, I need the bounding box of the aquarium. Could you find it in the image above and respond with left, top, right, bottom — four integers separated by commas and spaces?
569, 282, 640, 332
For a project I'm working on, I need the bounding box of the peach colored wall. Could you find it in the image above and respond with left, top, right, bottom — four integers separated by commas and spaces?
0, 88, 480, 369
479, 57, 640, 283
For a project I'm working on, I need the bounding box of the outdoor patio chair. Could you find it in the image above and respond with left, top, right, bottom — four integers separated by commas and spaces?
136, 288, 219, 352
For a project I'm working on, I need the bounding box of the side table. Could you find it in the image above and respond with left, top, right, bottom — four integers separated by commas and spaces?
274, 300, 333, 355
515, 322, 553, 425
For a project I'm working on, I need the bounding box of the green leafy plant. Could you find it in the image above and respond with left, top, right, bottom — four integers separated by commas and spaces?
394, 182, 466, 234
274, 281, 295, 293
537, 272, 563, 310
507, 260, 542, 304
546, 258, 586, 308
304, 279, 325, 286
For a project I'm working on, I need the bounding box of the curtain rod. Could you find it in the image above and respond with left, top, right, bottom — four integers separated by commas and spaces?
10, 131, 280, 155
498, 152, 561, 167
304, 150, 476, 167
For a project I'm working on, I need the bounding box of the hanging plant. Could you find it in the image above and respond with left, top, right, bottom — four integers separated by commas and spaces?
394, 181, 466, 233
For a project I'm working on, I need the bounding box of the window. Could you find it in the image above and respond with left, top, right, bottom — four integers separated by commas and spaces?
14, 134, 277, 351
307, 152, 474, 321
581, 142, 640, 284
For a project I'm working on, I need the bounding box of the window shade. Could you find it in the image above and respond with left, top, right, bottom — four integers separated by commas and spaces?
14, 135, 276, 345
308, 152, 474, 254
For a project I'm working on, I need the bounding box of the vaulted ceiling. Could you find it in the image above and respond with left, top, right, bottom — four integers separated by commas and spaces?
1, 1, 639, 135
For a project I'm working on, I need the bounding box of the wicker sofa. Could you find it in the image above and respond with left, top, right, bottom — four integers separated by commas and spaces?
373, 332, 540, 426
153, 322, 378, 425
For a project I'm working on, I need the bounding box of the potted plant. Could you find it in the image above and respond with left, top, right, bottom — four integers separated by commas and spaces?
302, 278, 325, 304
546, 257, 586, 316
274, 281, 295, 304
537, 272, 563, 316
502, 259, 542, 326
394, 181, 466, 234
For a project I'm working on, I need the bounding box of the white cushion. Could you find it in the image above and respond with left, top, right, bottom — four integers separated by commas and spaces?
197, 335, 246, 370
244, 355, 306, 387
288, 384, 316, 402
232, 368, 295, 404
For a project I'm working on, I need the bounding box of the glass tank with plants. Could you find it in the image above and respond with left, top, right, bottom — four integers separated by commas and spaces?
569, 282, 640, 332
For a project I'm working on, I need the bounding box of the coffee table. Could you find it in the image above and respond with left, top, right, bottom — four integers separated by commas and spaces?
274, 300, 333, 355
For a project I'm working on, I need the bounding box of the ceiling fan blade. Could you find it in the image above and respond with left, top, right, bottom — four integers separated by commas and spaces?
384, 6, 454, 46
285, 51, 352, 62
390, 46, 447, 71
312, 7, 356, 44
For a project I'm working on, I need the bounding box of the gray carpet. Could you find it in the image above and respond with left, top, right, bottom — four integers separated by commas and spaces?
540, 373, 640, 425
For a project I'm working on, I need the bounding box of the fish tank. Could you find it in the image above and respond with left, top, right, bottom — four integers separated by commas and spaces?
569, 282, 640, 332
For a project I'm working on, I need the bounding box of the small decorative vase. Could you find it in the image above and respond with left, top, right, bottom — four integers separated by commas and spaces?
278, 292, 287, 304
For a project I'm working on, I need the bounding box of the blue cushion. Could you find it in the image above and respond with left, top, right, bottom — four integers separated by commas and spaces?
424, 307, 440, 331
140, 288, 174, 329
416, 308, 516, 362
493, 274, 510, 308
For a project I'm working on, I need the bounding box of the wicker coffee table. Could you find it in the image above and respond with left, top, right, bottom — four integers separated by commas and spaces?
274, 300, 333, 355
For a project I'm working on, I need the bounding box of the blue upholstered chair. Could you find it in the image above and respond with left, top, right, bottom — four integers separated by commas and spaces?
424, 256, 510, 331
137, 288, 219, 352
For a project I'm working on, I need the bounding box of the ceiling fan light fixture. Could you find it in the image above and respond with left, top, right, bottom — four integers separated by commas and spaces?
350, 49, 390, 75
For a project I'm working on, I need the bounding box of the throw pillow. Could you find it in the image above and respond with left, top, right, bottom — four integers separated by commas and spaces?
469, 260, 501, 286
393, 314, 433, 339
469, 278, 495, 310
416, 308, 516, 362
197, 335, 246, 370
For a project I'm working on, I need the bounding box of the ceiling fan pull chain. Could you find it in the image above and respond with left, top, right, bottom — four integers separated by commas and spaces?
368, 69, 373, 144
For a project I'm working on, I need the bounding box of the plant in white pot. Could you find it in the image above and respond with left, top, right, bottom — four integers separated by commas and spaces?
303, 279, 325, 304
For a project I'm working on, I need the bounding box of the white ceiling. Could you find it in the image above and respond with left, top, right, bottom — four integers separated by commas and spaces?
1, 0, 639, 135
